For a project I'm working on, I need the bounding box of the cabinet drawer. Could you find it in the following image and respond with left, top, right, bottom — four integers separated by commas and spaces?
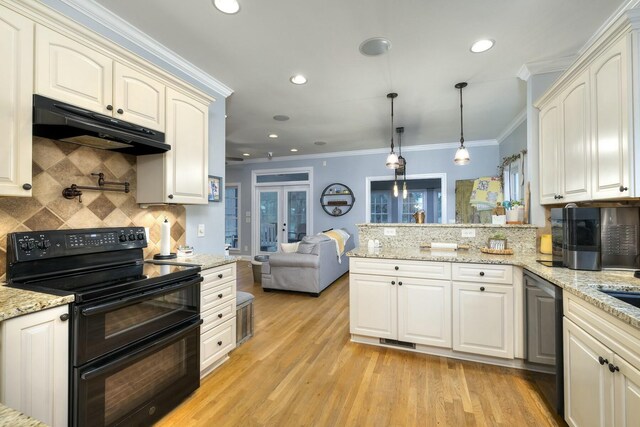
201, 281, 235, 312
202, 264, 236, 291
452, 263, 512, 284
201, 318, 236, 371
350, 257, 451, 279
202, 300, 235, 333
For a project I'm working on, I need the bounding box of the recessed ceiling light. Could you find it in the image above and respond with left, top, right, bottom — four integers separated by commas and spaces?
470, 39, 494, 53
359, 37, 392, 56
314, 141, 327, 146
290, 148, 298, 152
242, 153, 250, 157
212, 0, 240, 14
273, 115, 290, 121
290, 74, 307, 85
268, 134, 278, 139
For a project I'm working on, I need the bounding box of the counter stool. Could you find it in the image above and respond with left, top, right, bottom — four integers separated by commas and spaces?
236, 291, 254, 345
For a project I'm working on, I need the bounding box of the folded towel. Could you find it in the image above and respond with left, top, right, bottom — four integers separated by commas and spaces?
469, 176, 503, 211
321, 229, 350, 263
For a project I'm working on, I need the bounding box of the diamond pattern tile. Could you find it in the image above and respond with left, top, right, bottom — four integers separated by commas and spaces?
0, 138, 186, 278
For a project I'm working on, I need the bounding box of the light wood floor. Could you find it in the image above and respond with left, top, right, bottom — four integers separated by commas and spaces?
156, 261, 566, 427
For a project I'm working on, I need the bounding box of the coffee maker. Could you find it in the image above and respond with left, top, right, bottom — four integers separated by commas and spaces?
551, 207, 601, 271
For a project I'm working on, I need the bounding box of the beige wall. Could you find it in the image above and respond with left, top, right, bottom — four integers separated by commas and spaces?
0, 138, 186, 280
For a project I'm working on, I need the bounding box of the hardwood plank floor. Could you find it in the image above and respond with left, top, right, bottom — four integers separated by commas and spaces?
156, 261, 566, 427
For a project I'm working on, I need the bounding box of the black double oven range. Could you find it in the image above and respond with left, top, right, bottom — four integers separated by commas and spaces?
6, 227, 202, 427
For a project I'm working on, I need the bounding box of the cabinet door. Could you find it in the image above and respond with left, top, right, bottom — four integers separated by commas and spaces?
614, 354, 640, 427
114, 62, 165, 131
560, 70, 591, 202
349, 273, 397, 339
35, 25, 113, 114
590, 35, 631, 200
398, 278, 451, 348
539, 101, 561, 204
0, 6, 33, 197
452, 282, 514, 359
1, 305, 69, 427
525, 285, 556, 365
563, 318, 614, 427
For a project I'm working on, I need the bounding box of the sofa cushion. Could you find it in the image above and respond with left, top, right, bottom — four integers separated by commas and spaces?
297, 235, 331, 254
268, 253, 320, 268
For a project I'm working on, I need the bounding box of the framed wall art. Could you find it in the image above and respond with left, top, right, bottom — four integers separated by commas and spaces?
208, 175, 222, 202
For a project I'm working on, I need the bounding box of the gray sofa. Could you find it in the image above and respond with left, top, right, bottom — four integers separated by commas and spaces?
261, 232, 354, 297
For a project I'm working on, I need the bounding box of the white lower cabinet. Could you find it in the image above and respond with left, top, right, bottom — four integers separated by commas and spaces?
564, 293, 640, 427
200, 262, 237, 377
0, 305, 69, 427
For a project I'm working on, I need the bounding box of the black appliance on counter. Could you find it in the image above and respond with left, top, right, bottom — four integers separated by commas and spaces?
6, 227, 202, 427
32, 95, 169, 155
524, 270, 563, 417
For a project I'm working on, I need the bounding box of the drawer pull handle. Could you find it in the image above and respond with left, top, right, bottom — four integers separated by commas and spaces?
106, 104, 113, 111
391, 281, 396, 285
218, 273, 223, 279
599, 356, 608, 366
394, 266, 399, 271
116, 108, 124, 114
620, 185, 628, 192
480, 287, 485, 291
217, 341, 223, 346
479, 272, 485, 277
60, 313, 70, 321
608, 363, 620, 373
22, 183, 32, 190
218, 293, 223, 298
398, 281, 403, 286
218, 313, 223, 318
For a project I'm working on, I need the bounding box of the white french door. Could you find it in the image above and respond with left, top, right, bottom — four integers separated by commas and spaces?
255, 185, 309, 255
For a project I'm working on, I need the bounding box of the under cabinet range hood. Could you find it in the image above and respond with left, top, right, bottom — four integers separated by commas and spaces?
32, 95, 169, 155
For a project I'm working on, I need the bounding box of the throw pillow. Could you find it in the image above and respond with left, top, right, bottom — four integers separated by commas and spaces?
280, 242, 299, 253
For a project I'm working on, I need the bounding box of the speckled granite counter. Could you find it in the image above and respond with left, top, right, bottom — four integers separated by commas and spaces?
154, 254, 238, 270
0, 285, 73, 322
0, 403, 47, 426
348, 246, 640, 330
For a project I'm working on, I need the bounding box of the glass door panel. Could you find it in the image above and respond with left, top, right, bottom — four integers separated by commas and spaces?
258, 189, 281, 253
285, 188, 308, 243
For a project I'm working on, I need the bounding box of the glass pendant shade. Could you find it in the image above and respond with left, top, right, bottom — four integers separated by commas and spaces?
454, 145, 470, 165
386, 152, 399, 169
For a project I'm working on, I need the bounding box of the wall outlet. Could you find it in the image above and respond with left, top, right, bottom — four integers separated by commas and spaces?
383, 227, 397, 236
461, 228, 476, 238
197, 224, 205, 237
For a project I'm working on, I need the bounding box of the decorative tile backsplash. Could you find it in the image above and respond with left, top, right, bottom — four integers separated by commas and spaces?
0, 137, 186, 280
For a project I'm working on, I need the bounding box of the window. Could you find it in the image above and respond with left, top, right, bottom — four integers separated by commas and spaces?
225, 184, 240, 250
401, 191, 426, 223
371, 191, 391, 223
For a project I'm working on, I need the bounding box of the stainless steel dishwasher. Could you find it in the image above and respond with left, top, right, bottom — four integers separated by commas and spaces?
524, 270, 564, 417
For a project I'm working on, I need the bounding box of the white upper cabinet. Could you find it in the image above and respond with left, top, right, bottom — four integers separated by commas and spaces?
591, 35, 630, 200
539, 102, 561, 204
137, 88, 209, 204
0, 5, 33, 197
35, 24, 113, 115
114, 62, 165, 131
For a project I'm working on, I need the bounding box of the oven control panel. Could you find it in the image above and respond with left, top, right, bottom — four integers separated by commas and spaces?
7, 227, 148, 261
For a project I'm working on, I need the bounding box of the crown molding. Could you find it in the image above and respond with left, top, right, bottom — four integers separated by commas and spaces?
578, 0, 640, 55
516, 55, 576, 81
229, 139, 498, 165
56, 0, 233, 97
496, 109, 526, 144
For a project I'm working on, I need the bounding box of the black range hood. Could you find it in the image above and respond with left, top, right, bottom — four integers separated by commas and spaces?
32, 95, 169, 155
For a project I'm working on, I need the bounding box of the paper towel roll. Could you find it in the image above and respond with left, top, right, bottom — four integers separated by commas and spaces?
160, 218, 170, 256
431, 242, 458, 250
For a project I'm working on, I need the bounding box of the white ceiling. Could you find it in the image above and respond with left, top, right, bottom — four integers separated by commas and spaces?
93, 0, 627, 160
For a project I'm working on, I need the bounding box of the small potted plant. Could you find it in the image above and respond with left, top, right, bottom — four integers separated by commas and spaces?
506, 200, 523, 224
488, 233, 507, 250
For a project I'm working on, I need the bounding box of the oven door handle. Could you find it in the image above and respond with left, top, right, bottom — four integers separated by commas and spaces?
80, 276, 203, 317
80, 318, 203, 381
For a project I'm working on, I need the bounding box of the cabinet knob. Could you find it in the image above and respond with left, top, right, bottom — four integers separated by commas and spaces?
106, 104, 113, 111
218, 313, 223, 318
608, 363, 620, 373
391, 281, 396, 285
598, 356, 608, 366
218, 293, 223, 298
168, 194, 174, 199
620, 185, 628, 192
480, 286, 485, 291
398, 281, 402, 286
557, 195, 564, 199
217, 341, 223, 346
479, 272, 485, 276
22, 183, 32, 190
218, 273, 223, 279
394, 266, 399, 271
60, 313, 70, 321
117, 108, 124, 114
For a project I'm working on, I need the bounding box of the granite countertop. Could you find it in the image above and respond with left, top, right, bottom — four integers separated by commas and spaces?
0, 403, 47, 427
356, 223, 539, 228
348, 246, 640, 330
0, 285, 74, 322
155, 253, 238, 270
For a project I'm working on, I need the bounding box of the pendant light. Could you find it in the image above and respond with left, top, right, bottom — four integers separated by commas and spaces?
454, 82, 470, 165
385, 93, 400, 169
396, 127, 408, 199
